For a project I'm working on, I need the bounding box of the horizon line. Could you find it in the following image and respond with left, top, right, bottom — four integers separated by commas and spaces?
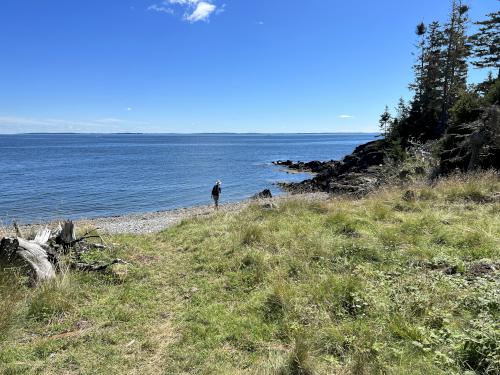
1, 131, 380, 135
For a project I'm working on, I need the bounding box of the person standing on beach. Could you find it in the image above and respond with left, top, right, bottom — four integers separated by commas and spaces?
211, 180, 222, 210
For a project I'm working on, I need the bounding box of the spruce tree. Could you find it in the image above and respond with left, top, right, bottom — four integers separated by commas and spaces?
410, 22, 427, 104
440, 0, 470, 132
395, 97, 409, 122
470, 10, 500, 78
405, 21, 445, 142
379, 106, 392, 136
421, 21, 445, 116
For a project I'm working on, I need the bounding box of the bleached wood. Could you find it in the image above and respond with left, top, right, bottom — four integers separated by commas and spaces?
0, 237, 56, 281
34, 227, 51, 245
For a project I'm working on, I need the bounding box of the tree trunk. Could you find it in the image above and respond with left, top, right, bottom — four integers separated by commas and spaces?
60, 220, 76, 245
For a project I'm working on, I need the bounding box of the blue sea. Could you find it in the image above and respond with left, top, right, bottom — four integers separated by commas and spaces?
0, 133, 376, 224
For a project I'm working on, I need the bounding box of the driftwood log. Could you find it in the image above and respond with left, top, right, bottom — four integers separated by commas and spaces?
0, 231, 56, 281
1, 221, 122, 284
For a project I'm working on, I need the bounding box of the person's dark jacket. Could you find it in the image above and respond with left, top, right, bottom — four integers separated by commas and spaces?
211, 184, 221, 198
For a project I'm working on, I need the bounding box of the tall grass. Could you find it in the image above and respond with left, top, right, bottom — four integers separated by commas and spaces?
0, 269, 26, 340
0, 172, 499, 374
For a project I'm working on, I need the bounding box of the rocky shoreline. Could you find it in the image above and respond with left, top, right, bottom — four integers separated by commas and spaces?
1, 140, 389, 237
273, 159, 339, 174
275, 139, 387, 196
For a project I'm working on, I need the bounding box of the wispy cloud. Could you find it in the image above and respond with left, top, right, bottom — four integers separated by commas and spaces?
147, 4, 174, 14
148, 0, 221, 23
338, 115, 354, 119
0, 116, 151, 133
96, 118, 126, 124
185, 2, 216, 22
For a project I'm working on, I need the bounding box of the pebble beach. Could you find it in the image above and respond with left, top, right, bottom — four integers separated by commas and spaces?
1, 193, 329, 237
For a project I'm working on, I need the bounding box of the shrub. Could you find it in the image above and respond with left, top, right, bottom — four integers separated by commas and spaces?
456, 317, 500, 375
315, 275, 368, 318
484, 78, 500, 105
450, 90, 482, 124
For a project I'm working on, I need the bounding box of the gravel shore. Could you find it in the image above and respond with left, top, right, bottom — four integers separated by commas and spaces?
2, 193, 328, 236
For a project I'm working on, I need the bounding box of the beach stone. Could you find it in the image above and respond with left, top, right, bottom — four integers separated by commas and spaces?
252, 189, 273, 199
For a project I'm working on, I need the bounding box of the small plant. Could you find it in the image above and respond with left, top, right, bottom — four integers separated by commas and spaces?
324, 212, 359, 237
264, 283, 289, 321
240, 224, 264, 245
239, 251, 266, 287
456, 317, 500, 374
315, 275, 368, 318
369, 202, 391, 221
280, 334, 315, 375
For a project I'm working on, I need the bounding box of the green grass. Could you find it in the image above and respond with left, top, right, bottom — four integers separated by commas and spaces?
1, 172, 499, 374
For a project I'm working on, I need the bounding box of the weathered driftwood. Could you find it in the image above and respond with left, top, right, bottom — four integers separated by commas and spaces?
34, 227, 51, 245
1, 221, 120, 283
0, 235, 56, 281
57, 220, 76, 246
72, 258, 126, 272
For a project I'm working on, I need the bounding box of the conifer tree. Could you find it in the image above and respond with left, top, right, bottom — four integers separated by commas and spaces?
395, 97, 409, 122
379, 106, 392, 136
405, 21, 445, 141
411, 22, 427, 104
440, 0, 470, 131
470, 10, 500, 78
421, 21, 445, 115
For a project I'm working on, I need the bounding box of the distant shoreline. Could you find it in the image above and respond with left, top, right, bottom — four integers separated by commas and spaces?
1, 132, 380, 136
1, 133, 374, 225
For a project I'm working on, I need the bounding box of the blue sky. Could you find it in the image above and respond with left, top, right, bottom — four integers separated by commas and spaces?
0, 0, 497, 134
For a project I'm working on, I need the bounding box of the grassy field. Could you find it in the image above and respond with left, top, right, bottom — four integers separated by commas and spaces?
1, 173, 499, 375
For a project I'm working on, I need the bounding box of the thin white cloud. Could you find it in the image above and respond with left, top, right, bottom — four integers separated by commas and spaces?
96, 118, 125, 124
147, 4, 174, 14
0, 116, 150, 133
148, 0, 220, 23
215, 3, 226, 15
168, 0, 199, 4
339, 115, 354, 119
185, 2, 216, 22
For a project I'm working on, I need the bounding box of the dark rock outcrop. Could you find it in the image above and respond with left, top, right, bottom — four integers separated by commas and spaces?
273, 160, 339, 174
277, 140, 387, 197
252, 189, 273, 199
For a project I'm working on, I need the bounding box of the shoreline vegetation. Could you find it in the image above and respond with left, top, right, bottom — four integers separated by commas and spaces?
1, 172, 499, 374
1, 1, 499, 374
0, 193, 328, 237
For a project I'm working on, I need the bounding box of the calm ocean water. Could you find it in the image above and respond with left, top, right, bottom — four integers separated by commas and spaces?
0, 133, 376, 224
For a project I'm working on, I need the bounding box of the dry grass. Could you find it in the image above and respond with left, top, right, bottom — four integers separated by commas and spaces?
0, 172, 499, 374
